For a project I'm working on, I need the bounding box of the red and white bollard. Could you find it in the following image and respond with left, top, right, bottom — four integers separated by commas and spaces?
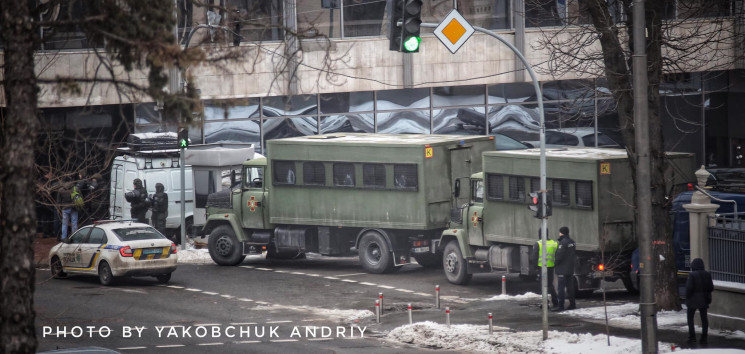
445, 307, 451, 326
501, 275, 507, 295
375, 300, 380, 323
435, 284, 440, 309
379, 292, 384, 314
488, 313, 493, 334
408, 303, 413, 324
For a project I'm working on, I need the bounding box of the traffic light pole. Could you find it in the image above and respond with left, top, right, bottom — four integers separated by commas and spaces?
421, 22, 547, 339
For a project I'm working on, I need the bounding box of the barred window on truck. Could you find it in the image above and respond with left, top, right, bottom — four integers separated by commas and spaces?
333, 163, 355, 187
487, 174, 504, 200
363, 164, 386, 188
576, 181, 593, 209
394, 164, 417, 190
273, 161, 296, 185
303, 162, 325, 185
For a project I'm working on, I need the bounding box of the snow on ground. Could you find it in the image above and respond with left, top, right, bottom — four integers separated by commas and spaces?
386, 321, 745, 354
485, 292, 543, 301
175, 242, 264, 264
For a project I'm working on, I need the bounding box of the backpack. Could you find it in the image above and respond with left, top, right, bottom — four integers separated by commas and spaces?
71, 186, 85, 210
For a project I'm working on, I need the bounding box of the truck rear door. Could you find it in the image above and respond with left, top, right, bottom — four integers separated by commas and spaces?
450, 147, 474, 206
241, 165, 266, 229
468, 179, 485, 246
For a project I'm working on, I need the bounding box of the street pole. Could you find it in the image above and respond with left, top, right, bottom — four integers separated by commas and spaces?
180, 137, 186, 250
632, 0, 658, 352
421, 22, 547, 339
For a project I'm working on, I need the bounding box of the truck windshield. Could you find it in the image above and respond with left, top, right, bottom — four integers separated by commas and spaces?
472, 180, 484, 203
245, 166, 264, 189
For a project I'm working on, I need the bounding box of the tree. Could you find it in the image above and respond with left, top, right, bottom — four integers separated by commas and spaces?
530, 0, 743, 310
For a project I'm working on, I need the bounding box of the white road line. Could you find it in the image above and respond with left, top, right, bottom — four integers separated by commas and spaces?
335, 273, 366, 277
341, 279, 358, 283
274, 270, 289, 273
255, 267, 273, 271
202, 292, 219, 296
306, 274, 321, 277
230, 322, 258, 326
271, 339, 298, 343
155, 344, 185, 348
378, 285, 395, 289
117, 347, 147, 350
255, 301, 271, 305
359, 282, 377, 286
166, 285, 184, 289
240, 265, 256, 269
237, 298, 254, 302
266, 320, 292, 324
301, 319, 320, 322
395, 288, 414, 293
235, 340, 261, 344
414, 292, 433, 297
289, 272, 306, 275
185, 288, 202, 292
307, 338, 333, 341
197, 343, 224, 346
323, 276, 340, 280
220, 294, 235, 299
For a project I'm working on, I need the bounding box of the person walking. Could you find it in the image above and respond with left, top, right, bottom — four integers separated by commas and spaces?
128, 178, 149, 223
531, 230, 558, 309
552, 226, 576, 312
57, 182, 78, 241
686, 258, 714, 345
150, 182, 169, 237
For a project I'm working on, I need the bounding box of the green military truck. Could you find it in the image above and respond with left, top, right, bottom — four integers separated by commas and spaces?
201, 133, 495, 273
439, 148, 696, 294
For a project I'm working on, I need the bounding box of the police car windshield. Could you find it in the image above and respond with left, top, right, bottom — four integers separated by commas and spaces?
112, 227, 166, 241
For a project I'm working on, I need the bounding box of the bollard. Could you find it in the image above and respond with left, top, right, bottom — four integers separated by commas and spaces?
435, 284, 440, 309
408, 303, 413, 324
501, 275, 506, 295
488, 313, 493, 334
445, 307, 451, 326
379, 293, 384, 314
375, 300, 380, 323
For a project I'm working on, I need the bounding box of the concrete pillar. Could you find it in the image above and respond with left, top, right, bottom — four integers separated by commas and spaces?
682, 166, 719, 267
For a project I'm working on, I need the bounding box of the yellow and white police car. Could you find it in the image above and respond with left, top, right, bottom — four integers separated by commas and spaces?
49, 220, 177, 285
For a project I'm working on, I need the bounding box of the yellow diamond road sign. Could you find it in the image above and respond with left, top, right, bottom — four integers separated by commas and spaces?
434, 9, 474, 54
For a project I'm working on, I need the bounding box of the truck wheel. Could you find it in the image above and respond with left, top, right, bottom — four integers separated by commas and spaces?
208, 225, 246, 266
359, 232, 395, 274
622, 273, 639, 294
443, 240, 471, 285
414, 252, 443, 268
573, 276, 595, 298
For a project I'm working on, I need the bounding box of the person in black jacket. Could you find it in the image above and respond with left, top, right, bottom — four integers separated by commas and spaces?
552, 226, 576, 312
150, 182, 169, 236
686, 258, 714, 345
127, 178, 149, 223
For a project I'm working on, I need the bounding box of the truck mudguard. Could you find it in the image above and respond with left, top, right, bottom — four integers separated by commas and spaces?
439, 228, 472, 258
204, 213, 248, 242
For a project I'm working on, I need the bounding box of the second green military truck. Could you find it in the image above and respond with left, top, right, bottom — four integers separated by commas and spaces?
439, 148, 696, 293
201, 133, 496, 273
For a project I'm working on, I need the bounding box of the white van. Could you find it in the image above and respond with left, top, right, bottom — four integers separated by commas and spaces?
109, 133, 257, 246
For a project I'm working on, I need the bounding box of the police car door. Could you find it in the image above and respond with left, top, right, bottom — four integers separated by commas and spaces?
241, 165, 266, 229
79, 227, 107, 271
468, 179, 485, 246
61, 227, 92, 269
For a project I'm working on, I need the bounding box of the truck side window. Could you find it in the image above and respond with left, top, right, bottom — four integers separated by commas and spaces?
303, 162, 325, 185
363, 164, 385, 188
394, 164, 417, 190
273, 161, 295, 185
487, 174, 504, 200
245, 167, 264, 188
576, 181, 593, 209
552, 180, 570, 205
509, 176, 525, 202
472, 180, 484, 203
333, 163, 355, 187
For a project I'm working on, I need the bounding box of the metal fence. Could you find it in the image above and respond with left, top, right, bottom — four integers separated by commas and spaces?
708, 215, 745, 283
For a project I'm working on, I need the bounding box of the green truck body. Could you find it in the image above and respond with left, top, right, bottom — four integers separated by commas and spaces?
440, 147, 696, 293
202, 133, 495, 273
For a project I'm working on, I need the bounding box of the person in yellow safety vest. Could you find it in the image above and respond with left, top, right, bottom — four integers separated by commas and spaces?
530, 230, 558, 308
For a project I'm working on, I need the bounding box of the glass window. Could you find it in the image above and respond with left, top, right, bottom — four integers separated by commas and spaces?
433, 86, 485, 107
509, 176, 526, 202
194, 170, 217, 209
204, 119, 260, 146
113, 227, 167, 241
525, 0, 564, 27
394, 164, 417, 190
69, 227, 91, 244
304, 162, 326, 186
245, 166, 264, 189
204, 99, 261, 120
263, 117, 318, 145
333, 163, 355, 187
552, 180, 570, 206
546, 131, 580, 145
273, 161, 296, 185
433, 108, 487, 135
320, 92, 374, 114
582, 132, 620, 147
88, 228, 107, 244
487, 104, 541, 142
342, 0, 387, 37
472, 180, 484, 203
487, 174, 504, 200
677, 0, 732, 18
377, 88, 430, 110
377, 111, 430, 134
263, 95, 317, 117
363, 164, 386, 188
227, 0, 284, 42
320, 114, 374, 134
576, 181, 593, 208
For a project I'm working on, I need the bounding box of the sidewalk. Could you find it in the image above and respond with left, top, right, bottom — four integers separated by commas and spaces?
33, 234, 57, 268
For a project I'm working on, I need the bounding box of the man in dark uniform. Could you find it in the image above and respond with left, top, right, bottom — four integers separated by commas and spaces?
150, 182, 169, 236
552, 226, 576, 312
128, 178, 149, 223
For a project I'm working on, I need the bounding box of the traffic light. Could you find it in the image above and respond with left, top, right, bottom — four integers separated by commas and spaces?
387, 0, 422, 52
400, 0, 422, 52
178, 128, 189, 148
528, 191, 552, 218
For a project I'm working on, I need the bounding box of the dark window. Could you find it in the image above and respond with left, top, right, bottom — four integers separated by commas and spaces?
194, 170, 217, 208
552, 180, 570, 206
581, 132, 619, 147
333, 163, 355, 187
509, 176, 525, 202
113, 227, 167, 241
530, 178, 540, 193
394, 164, 417, 189
487, 174, 504, 200
363, 164, 386, 188
576, 181, 593, 208
303, 162, 325, 185
69, 227, 91, 244
546, 131, 580, 145
273, 161, 296, 185
88, 228, 107, 244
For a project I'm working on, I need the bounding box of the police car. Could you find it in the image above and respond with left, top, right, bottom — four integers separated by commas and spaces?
49, 220, 178, 285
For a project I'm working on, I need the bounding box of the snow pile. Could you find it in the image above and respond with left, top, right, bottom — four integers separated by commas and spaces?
176, 247, 213, 264
563, 303, 689, 330
387, 322, 668, 353
485, 292, 542, 301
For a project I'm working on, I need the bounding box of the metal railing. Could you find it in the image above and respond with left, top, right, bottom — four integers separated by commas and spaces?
708, 214, 745, 284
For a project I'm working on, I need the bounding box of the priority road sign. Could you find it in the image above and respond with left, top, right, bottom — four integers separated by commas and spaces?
433, 9, 474, 54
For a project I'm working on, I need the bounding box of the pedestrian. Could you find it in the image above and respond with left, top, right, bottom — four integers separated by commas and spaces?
552, 226, 576, 312
57, 182, 78, 241
126, 178, 149, 223
531, 229, 558, 308
150, 182, 169, 237
686, 258, 714, 345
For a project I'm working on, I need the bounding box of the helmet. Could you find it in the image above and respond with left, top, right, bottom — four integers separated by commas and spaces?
155, 183, 164, 193
133, 178, 143, 188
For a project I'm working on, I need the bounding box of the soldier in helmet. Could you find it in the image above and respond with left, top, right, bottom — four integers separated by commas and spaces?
150, 183, 169, 236
129, 178, 149, 223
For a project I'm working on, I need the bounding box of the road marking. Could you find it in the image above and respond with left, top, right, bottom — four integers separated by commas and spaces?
117, 347, 147, 350
290, 271, 306, 275
415, 292, 433, 297
230, 322, 257, 326
237, 298, 254, 302
166, 285, 184, 289
341, 279, 358, 283
220, 294, 235, 299
255, 301, 271, 305
306, 274, 321, 277
255, 267, 273, 271
274, 270, 289, 273
395, 288, 414, 293
240, 265, 256, 269
266, 320, 292, 324
155, 344, 185, 348
202, 292, 219, 296
323, 276, 340, 280
235, 340, 261, 344
198, 342, 224, 346
271, 339, 298, 343
359, 282, 377, 286
335, 273, 366, 277
378, 285, 395, 289
185, 288, 202, 292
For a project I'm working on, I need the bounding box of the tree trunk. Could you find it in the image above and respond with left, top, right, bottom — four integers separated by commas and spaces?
0, 1, 40, 353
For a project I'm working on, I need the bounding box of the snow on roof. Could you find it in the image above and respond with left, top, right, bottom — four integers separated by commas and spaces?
272, 133, 490, 145
490, 147, 630, 160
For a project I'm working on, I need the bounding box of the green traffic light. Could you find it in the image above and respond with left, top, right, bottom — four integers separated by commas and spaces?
403, 36, 420, 52
180, 139, 188, 148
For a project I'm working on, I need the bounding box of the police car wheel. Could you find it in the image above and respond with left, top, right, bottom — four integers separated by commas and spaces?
443, 240, 471, 285
208, 225, 246, 266
50, 256, 66, 278
359, 231, 394, 274
156, 273, 172, 284
98, 261, 115, 286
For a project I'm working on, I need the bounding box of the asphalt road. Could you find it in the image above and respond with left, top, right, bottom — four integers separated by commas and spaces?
34, 254, 742, 353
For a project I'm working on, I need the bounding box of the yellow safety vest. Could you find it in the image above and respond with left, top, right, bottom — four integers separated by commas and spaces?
537, 240, 558, 267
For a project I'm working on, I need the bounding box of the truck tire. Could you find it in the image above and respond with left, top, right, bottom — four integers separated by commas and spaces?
414, 252, 443, 268
359, 231, 395, 274
622, 273, 639, 294
443, 240, 472, 285
208, 225, 246, 266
